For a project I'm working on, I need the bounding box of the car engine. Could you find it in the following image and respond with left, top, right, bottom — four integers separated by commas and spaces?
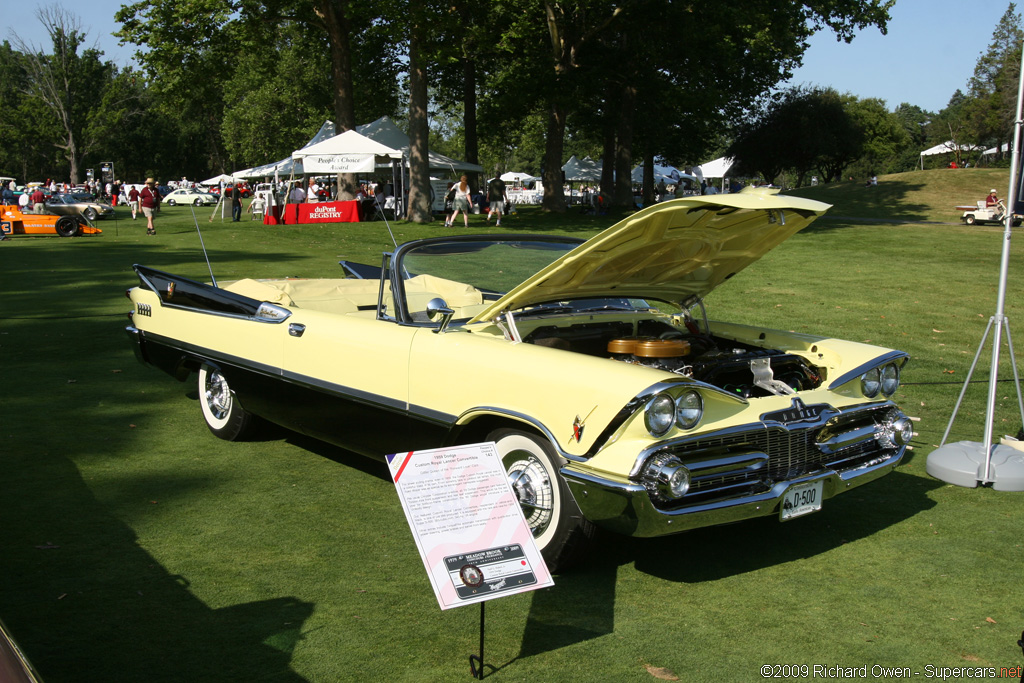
524, 319, 824, 398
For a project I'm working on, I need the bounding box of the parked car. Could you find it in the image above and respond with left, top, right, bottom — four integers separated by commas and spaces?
163, 188, 219, 207
45, 193, 115, 221
125, 189, 912, 570
2, 202, 99, 237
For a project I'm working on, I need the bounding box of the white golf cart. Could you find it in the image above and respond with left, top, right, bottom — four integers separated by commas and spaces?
955, 199, 1022, 226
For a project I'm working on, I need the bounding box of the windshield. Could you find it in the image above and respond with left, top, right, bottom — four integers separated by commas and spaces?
400, 238, 582, 295
394, 237, 584, 323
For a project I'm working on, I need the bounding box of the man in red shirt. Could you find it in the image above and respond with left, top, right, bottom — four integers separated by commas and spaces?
30, 187, 46, 214
140, 178, 160, 235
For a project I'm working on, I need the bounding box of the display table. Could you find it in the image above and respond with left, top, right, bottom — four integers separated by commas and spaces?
264, 200, 362, 225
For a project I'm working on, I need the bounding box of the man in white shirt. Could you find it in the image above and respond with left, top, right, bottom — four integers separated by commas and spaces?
288, 183, 306, 203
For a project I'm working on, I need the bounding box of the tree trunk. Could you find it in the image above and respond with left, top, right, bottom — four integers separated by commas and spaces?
542, 102, 567, 212
612, 83, 636, 206
318, 0, 357, 199
642, 148, 655, 206
66, 131, 79, 185
407, 24, 432, 223
600, 109, 615, 196
462, 55, 479, 191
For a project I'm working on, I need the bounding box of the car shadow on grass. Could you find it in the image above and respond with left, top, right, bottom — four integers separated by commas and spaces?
200, 418, 943, 669
513, 468, 941, 661
0, 449, 316, 682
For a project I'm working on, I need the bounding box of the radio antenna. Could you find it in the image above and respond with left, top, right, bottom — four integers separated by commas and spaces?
189, 204, 218, 288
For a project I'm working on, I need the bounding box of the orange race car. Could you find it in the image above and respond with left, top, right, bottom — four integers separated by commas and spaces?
1, 203, 102, 238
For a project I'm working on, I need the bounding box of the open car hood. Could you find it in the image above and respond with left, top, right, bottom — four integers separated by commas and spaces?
468, 188, 831, 323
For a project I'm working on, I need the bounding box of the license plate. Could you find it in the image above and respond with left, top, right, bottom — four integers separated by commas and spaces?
780, 480, 823, 520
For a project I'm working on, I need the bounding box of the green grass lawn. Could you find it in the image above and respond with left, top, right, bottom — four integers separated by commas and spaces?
1, 190, 1023, 682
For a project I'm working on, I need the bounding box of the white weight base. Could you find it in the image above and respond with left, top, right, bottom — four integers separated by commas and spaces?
926, 440, 1024, 491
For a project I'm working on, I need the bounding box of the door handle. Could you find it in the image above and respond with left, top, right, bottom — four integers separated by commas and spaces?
288, 323, 305, 337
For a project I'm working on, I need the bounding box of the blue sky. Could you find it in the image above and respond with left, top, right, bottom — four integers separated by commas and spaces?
785, 0, 1013, 112
6, 0, 1017, 114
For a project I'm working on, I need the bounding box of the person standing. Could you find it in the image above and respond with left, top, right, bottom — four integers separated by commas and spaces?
2, 183, 14, 206
128, 185, 140, 219
231, 183, 242, 222
445, 175, 473, 228
140, 178, 160, 235
486, 176, 508, 227
30, 186, 46, 213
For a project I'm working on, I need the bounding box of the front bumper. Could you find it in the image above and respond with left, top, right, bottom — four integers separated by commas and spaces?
562, 450, 903, 538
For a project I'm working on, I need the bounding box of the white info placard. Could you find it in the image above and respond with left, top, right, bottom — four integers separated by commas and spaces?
386, 442, 554, 610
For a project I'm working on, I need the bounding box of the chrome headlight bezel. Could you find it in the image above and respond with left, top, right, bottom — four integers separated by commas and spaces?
880, 363, 900, 397
675, 390, 703, 430
861, 367, 881, 398
644, 393, 676, 437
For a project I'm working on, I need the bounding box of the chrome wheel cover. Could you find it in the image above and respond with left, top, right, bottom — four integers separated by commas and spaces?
203, 371, 232, 420
506, 452, 555, 537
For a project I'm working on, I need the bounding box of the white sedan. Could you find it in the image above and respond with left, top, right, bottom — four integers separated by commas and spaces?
163, 188, 218, 207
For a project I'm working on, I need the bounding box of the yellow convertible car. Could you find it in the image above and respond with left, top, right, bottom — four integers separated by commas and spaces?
125, 189, 911, 570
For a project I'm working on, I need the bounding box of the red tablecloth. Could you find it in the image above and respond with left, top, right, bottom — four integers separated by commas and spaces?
274, 200, 361, 225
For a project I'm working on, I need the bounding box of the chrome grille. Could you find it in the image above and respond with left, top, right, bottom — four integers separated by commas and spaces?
661, 405, 896, 506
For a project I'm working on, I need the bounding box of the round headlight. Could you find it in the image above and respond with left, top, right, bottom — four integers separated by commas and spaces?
861, 367, 881, 398
880, 363, 900, 396
645, 393, 676, 436
675, 390, 703, 430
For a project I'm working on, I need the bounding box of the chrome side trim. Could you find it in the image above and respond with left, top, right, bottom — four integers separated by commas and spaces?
454, 406, 581, 462
827, 350, 909, 391
133, 330, 457, 426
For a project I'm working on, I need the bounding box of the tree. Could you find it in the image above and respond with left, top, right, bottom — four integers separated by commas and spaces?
14, 6, 122, 184
728, 86, 864, 186
928, 90, 975, 167
116, 0, 401, 188
481, 0, 895, 210
964, 3, 1023, 154
843, 97, 910, 178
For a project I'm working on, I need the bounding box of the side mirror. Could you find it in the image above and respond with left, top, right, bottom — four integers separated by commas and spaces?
426, 297, 454, 333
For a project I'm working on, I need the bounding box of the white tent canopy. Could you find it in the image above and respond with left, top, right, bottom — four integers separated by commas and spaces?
234, 121, 340, 180
630, 164, 692, 185
357, 116, 483, 173
696, 156, 734, 179
292, 129, 402, 174
500, 171, 537, 184
201, 173, 241, 185
919, 140, 984, 169
983, 142, 1011, 155
561, 155, 602, 181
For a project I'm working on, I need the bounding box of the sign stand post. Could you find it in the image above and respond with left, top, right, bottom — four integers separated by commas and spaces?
386, 443, 555, 679
469, 602, 485, 680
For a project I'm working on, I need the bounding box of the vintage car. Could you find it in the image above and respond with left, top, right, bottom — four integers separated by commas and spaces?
164, 188, 219, 207
45, 192, 115, 221
125, 189, 912, 570
1, 203, 100, 237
